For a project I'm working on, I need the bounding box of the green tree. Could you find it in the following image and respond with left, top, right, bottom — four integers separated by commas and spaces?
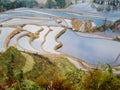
7, 64, 14, 77
17, 70, 24, 83
10, 54, 15, 63
46, 0, 56, 8
66, 70, 84, 90
55, 0, 66, 8
0, 0, 4, 12
6, 63, 15, 87
82, 65, 120, 90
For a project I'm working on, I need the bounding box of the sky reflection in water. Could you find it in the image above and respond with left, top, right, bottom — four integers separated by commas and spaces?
58, 30, 120, 66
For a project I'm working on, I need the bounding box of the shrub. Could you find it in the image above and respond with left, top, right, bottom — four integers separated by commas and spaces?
46, 0, 56, 8
66, 70, 84, 90
82, 65, 120, 90
55, 0, 66, 8
35, 76, 50, 88
0, 24, 2, 27
51, 73, 75, 90
8, 80, 44, 90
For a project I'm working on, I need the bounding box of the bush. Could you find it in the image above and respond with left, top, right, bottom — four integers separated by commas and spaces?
55, 0, 66, 8
66, 70, 84, 90
8, 80, 44, 90
97, 6, 104, 12
46, 0, 56, 8
0, 46, 26, 73
0, 24, 2, 27
51, 73, 75, 90
82, 65, 120, 90
35, 76, 49, 88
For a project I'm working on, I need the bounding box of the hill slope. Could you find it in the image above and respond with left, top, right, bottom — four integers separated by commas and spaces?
0, 46, 82, 90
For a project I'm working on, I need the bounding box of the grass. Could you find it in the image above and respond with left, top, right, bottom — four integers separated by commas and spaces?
30, 54, 81, 90
0, 46, 26, 72
21, 52, 35, 73
0, 46, 26, 83
71, 18, 82, 31
54, 42, 63, 50
45, 55, 78, 77
54, 28, 66, 50
24, 53, 78, 81
1, 47, 120, 90
82, 67, 120, 90
84, 20, 93, 32
0, 46, 78, 82
55, 28, 66, 39
24, 53, 55, 80
71, 19, 94, 32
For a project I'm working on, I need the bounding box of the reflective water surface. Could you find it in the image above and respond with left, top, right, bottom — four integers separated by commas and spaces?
58, 30, 120, 66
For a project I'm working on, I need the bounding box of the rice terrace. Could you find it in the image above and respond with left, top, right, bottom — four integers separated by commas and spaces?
0, 0, 120, 90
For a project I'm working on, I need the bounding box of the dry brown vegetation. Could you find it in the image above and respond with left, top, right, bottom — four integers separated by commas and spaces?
1, 46, 120, 90
4, 29, 22, 49
92, 19, 120, 32
71, 18, 82, 31
54, 42, 63, 50
54, 27, 66, 50
84, 20, 93, 32
71, 19, 95, 32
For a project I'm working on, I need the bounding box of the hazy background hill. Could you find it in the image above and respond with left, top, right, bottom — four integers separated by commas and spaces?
0, 0, 120, 12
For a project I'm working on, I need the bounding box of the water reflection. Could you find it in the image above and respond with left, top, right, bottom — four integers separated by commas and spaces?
41, 10, 112, 26
58, 29, 120, 66
0, 28, 15, 51
0, 9, 112, 27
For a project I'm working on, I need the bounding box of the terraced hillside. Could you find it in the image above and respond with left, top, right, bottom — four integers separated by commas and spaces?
0, 8, 120, 70
0, 8, 95, 71
0, 46, 84, 90
0, 7, 120, 90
